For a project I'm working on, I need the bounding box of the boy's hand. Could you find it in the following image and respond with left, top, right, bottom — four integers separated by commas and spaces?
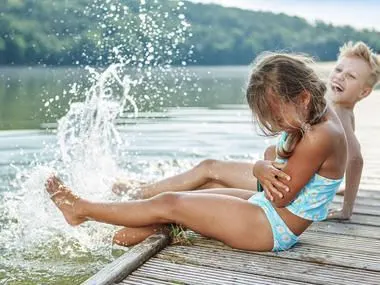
326, 208, 351, 220
253, 160, 291, 201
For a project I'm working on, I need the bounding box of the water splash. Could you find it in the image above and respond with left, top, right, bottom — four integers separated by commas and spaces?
0, 1, 196, 283
56, 61, 138, 201
0, 62, 137, 283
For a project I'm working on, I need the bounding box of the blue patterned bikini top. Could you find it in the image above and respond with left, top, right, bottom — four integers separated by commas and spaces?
276, 132, 343, 221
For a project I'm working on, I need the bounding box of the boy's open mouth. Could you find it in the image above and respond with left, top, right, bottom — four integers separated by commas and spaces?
331, 82, 345, 93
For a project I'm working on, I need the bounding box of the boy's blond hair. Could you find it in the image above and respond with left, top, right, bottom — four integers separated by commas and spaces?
338, 41, 380, 88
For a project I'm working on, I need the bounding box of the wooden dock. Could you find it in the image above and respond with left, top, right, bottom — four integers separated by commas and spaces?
83, 188, 380, 285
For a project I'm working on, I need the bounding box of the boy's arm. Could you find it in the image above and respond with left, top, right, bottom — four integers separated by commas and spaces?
328, 117, 363, 220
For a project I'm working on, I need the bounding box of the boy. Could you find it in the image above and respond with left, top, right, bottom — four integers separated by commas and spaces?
327, 41, 380, 219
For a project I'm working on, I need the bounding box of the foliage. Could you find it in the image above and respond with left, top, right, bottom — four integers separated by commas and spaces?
1, 0, 379, 65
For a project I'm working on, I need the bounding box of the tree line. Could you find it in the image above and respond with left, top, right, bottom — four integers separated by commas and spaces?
1, 0, 379, 66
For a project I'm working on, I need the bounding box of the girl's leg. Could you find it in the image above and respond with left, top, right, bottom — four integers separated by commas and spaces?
47, 177, 273, 251
112, 178, 229, 197
111, 147, 277, 246
194, 180, 228, 190
113, 224, 170, 246
112, 187, 255, 246
113, 159, 258, 199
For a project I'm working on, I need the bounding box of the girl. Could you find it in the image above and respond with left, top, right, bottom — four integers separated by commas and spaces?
46, 52, 347, 252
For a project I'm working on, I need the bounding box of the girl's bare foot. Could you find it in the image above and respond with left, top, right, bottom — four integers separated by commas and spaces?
45, 176, 87, 226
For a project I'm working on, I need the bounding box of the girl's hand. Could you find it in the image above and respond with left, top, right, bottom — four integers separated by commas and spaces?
253, 160, 291, 201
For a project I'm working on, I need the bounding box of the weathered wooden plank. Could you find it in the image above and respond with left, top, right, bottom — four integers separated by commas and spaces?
184, 228, 380, 253
119, 276, 173, 285
358, 184, 380, 191
341, 214, 380, 227
361, 174, 380, 180
155, 246, 380, 285
299, 231, 380, 252
130, 258, 311, 285
331, 201, 380, 216
354, 188, 380, 198
333, 195, 380, 207
331, 188, 380, 215
184, 221, 380, 243
191, 238, 380, 271
82, 233, 170, 285
310, 221, 380, 239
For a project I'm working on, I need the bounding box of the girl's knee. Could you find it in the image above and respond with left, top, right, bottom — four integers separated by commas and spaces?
154, 192, 183, 222
197, 159, 217, 169
197, 159, 220, 178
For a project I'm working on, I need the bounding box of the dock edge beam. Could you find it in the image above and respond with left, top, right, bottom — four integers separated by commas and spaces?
82, 233, 170, 285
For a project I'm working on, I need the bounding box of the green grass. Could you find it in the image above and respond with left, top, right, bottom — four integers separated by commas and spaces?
169, 224, 195, 246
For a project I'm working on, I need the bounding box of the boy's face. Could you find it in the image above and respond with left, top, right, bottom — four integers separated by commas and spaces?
328, 56, 372, 105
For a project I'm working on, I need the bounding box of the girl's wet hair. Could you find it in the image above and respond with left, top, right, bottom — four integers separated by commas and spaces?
246, 52, 327, 158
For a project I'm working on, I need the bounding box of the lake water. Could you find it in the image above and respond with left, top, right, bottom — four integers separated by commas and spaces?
1, 64, 380, 284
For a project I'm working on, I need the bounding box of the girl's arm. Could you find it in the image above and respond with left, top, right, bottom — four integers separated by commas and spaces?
271, 127, 337, 208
